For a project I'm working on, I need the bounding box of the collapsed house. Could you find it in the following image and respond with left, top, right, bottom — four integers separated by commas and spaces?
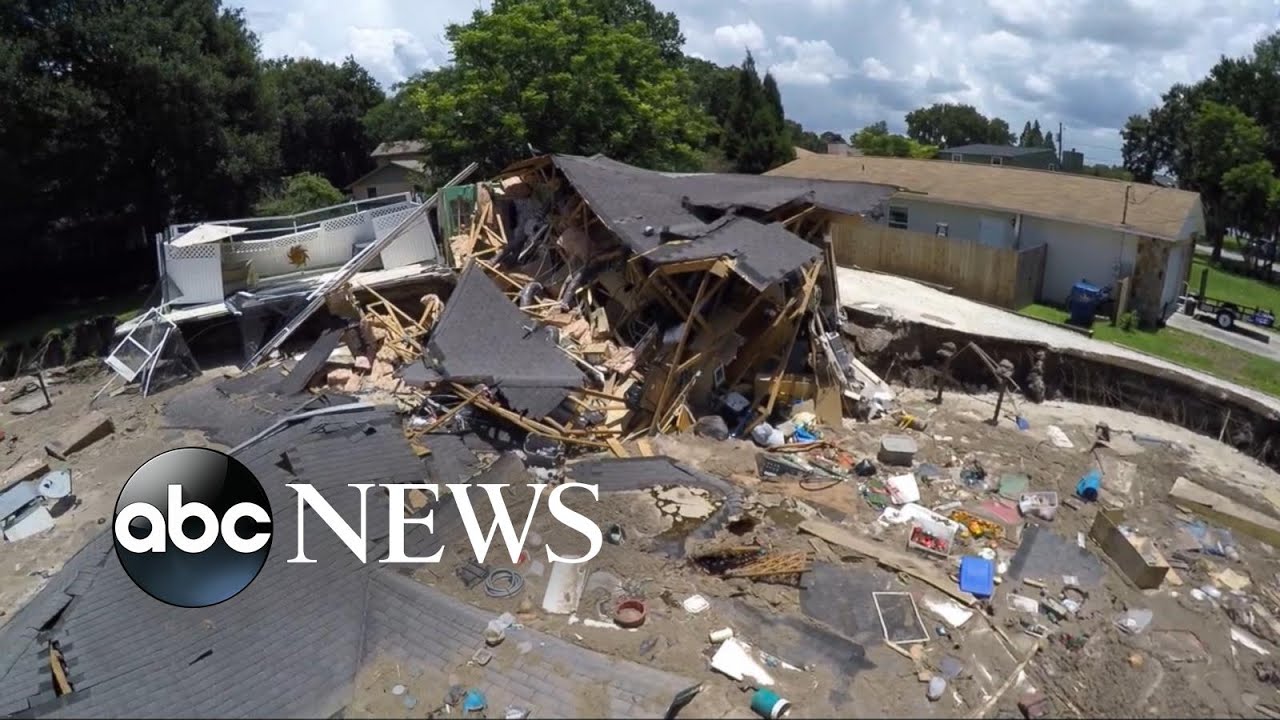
386, 154, 898, 449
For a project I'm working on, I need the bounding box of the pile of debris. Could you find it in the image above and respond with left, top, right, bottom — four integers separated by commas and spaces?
283, 154, 902, 460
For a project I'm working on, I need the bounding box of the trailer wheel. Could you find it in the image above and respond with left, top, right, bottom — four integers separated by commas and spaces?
1216, 309, 1236, 330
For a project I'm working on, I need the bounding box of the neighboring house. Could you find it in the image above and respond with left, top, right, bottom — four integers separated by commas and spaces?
347, 140, 430, 200
826, 142, 863, 157
768, 154, 1206, 324
942, 143, 1059, 170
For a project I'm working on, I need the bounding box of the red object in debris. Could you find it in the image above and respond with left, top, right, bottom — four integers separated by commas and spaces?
910, 526, 948, 553
614, 599, 647, 628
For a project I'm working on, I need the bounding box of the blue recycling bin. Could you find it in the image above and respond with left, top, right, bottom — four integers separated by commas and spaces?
1067, 281, 1105, 327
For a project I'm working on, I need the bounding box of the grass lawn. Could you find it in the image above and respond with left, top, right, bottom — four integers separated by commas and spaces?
1187, 257, 1280, 315
1020, 303, 1280, 398
0, 288, 151, 346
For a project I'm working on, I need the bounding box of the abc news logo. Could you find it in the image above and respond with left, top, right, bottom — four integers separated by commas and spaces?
113, 447, 601, 608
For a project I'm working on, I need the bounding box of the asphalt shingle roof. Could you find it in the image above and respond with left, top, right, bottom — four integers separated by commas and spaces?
550, 154, 896, 256
942, 144, 1055, 158
425, 263, 584, 419
0, 403, 702, 719
646, 215, 822, 289
769, 154, 1203, 241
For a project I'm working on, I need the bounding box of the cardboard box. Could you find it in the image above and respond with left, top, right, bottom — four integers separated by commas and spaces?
1089, 509, 1169, 589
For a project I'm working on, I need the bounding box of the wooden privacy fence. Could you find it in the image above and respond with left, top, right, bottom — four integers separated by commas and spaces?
831, 221, 1047, 309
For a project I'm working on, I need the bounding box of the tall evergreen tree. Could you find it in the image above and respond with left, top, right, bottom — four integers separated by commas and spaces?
721, 53, 788, 173
1019, 121, 1033, 146
761, 72, 794, 166
1029, 120, 1044, 147
1043, 129, 1056, 154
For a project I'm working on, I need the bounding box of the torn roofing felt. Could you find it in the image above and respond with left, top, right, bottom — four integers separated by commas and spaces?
425, 262, 584, 418
549, 154, 897, 255
646, 215, 823, 290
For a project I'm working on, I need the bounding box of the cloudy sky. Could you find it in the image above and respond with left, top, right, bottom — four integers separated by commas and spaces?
238, 0, 1279, 166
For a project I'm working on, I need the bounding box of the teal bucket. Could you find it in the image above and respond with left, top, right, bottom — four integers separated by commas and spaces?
750, 688, 791, 719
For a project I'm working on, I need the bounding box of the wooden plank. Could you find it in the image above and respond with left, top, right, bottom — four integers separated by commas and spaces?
798, 519, 975, 606
1169, 476, 1280, 547
606, 438, 630, 458
636, 438, 655, 457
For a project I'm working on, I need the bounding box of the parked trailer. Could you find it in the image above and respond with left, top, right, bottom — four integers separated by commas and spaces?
1181, 267, 1276, 330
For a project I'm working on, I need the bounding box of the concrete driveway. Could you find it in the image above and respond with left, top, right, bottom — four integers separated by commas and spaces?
1165, 312, 1280, 363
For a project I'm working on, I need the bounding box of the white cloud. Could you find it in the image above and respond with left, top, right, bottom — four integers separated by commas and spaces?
237, 0, 1280, 165
712, 21, 767, 53
770, 36, 851, 86
860, 57, 892, 81
347, 27, 437, 84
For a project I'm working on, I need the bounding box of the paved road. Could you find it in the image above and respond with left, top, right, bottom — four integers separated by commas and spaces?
1165, 312, 1280, 363
836, 267, 1280, 410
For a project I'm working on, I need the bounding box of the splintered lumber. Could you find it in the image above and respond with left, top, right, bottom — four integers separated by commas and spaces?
606, 438, 630, 458
724, 551, 811, 578
448, 383, 608, 450
798, 519, 975, 606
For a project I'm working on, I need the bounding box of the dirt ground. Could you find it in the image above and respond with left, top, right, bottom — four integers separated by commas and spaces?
0, 362, 217, 618
5, 364, 1280, 718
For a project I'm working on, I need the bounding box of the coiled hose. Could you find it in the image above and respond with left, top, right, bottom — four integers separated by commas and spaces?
484, 568, 525, 598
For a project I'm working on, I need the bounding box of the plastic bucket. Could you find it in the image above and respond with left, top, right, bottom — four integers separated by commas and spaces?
750, 688, 791, 719
1076, 470, 1101, 502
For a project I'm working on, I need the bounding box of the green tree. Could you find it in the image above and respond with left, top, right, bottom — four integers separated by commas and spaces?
852, 122, 938, 158
364, 69, 435, 144
495, 0, 685, 62
408, 0, 709, 174
265, 56, 385, 187
820, 131, 848, 145
785, 120, 825, 153
255, 172, 345, 216
1222, 160, 1280, 241
0, 0, 279, 307
761, 72, 795, 166
1188, 101, 1268, 260
1043, 128, 1056, 154
1027, 120, 1044, 147
905, 103, 1012, 147
721, 52, 788, 173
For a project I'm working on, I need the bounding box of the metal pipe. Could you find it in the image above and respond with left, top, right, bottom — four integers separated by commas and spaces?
229, 402, 378, 455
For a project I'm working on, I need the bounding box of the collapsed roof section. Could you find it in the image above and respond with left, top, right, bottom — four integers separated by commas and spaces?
423, 263, 584, 418
646, 215, 823, 291
548, 153, 898, 258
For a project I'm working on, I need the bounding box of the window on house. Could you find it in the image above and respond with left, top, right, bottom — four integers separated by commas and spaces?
990, 157, 1003, 166
366, 186, 378, 198
951, 153, 962, 162
888, 206, 909, 229
1048, 163, 1057, 171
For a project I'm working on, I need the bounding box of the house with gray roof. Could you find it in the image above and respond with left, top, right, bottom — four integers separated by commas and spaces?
942, 143, 1060, 170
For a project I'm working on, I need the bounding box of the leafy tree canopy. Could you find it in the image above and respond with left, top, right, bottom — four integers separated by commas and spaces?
265, 56, 384, 187
408, 0, 711, 174
255, 172, 345, 216
906, 103, 1014, 147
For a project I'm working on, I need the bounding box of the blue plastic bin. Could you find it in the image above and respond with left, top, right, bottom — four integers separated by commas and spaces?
958, 556, 995, 597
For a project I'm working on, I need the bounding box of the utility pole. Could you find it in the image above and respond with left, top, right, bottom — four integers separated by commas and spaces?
1058, 122, 1064, 167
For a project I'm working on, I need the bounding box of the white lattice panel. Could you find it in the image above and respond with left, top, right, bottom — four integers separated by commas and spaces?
164, 244, 224, 305
368, 201, 415, 220
380, 208, 439, 268
373, 208, 415, 239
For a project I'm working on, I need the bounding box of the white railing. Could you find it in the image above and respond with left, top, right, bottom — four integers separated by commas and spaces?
161, 197, 423, 306
165, 193, 414, 243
